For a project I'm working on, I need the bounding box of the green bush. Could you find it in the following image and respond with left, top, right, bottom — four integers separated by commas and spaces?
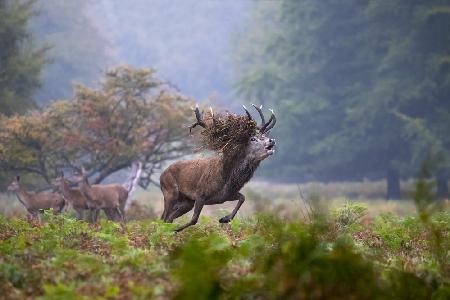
0, 203, 448, 299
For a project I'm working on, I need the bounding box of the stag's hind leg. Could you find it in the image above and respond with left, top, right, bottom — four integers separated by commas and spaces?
160, 172, 179, 222
167, 198, 194, 223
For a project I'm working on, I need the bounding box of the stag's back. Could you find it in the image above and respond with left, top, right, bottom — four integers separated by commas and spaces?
160, 156, 227, 200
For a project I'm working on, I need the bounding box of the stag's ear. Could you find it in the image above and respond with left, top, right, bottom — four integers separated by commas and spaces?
16, 176, 20, 181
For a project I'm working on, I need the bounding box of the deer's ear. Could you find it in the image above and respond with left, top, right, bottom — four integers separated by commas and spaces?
16, 176, 20, 181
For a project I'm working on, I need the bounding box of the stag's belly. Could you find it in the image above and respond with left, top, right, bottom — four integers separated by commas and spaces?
205, 190, 240, 205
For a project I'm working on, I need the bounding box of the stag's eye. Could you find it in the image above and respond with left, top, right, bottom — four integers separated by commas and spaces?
250, 137, 257, 142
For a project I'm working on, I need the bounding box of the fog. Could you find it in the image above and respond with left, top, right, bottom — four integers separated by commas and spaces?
88, 0, 252, 103
1, 0, 448, 199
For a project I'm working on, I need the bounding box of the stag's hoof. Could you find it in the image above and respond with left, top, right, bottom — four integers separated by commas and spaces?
219, 216, 231, 223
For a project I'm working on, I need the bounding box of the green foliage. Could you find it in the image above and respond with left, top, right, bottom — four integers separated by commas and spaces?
0, 66, 193, 187
233, 0, 450, 184
0, 206, 448, 299
332, 202, 368, 232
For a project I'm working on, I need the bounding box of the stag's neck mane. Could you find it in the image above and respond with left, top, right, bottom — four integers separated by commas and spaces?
220, 144, 260, 193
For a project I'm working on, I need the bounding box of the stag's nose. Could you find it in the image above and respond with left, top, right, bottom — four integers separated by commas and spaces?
269, 138, 275, 144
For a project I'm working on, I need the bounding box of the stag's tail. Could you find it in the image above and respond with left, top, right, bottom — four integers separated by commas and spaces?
123, 161, 143, 211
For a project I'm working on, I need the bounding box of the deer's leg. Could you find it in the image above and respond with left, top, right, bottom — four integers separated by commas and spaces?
219, 193, 245, 223
93, 208, 100, 222
162, 191, 178, 221
88, 208, 98, 223
103, 208, 114, 221
120, 206, 126, 223
75, 208, 84, 220
27, 210, 38, 223
52, 202, 64, 214
36, 211, 42, 223
160, 172, 179, 221
115, 206, 125, 224
167, 200, 194, 222
174, 200, 204, 232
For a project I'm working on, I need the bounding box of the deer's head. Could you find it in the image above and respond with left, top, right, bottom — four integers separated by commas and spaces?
190, 103, 277, 162
50, 172, 66, 190
244, 104, 276, 161
7, 176, 21, 192
70, 167, 89, 186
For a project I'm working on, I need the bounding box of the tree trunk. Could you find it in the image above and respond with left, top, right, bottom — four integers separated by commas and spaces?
387, 168, 401, 200
436, 169, 449, 199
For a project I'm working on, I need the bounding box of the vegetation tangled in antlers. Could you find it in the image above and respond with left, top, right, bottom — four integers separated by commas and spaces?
196, 110, 258, 153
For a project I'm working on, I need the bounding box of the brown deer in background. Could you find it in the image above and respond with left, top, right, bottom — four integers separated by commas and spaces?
160, 104, 276, 232
51, 173, 88, 220
7, 176, 65, 221
71, 162, 142, 223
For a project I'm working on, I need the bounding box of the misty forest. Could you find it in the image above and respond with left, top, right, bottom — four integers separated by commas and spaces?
0, 1, 449, 299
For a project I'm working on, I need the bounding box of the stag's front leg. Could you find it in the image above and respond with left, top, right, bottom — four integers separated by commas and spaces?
219, 193, 245, 223
174, 200, 204, 232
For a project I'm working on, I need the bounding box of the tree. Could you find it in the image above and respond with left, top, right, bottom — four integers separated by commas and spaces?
233, 0, 450, 198
0, 66, 193, 189
30, 0, 115, 104
234, 0, 374, 181
0, 0, 46, 115
345, 0, 450, 198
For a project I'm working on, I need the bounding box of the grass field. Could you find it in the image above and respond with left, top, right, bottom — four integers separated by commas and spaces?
0, 180, 449, 299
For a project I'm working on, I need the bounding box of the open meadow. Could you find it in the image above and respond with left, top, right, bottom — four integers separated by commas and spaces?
1, 181, 449, 299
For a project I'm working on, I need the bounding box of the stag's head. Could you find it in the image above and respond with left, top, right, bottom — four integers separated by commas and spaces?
190, 103, 276, 162
244, 104, 276, 161
7, 176, 21, 192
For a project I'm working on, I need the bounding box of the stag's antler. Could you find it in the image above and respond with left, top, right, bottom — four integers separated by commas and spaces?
189, 104, 207, 133
244, 103, 276, 134
261, 109, 276, 133
242, 105, 253, 120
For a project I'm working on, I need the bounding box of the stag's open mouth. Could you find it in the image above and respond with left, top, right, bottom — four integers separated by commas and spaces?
265, 143, 275, 155
266, 144, 275, 150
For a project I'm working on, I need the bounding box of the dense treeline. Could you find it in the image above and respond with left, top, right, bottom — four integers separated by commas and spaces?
234, 0, 450, 198
0, 0, 45, 116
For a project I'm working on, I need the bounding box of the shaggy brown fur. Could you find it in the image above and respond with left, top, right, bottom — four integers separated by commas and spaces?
161, 105, 276, 232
